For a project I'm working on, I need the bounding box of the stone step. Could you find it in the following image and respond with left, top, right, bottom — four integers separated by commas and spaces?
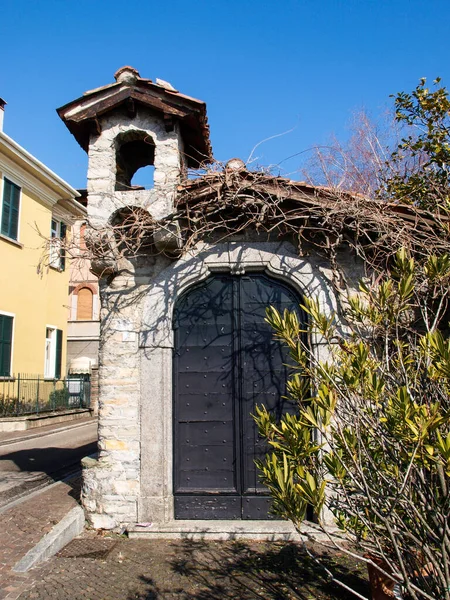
127, 520, 329, 541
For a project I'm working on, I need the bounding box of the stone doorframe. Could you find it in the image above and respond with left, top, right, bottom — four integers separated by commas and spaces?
138, 241, 339, 524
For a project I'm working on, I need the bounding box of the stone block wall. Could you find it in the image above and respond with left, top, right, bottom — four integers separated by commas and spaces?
82, 274, 145, 528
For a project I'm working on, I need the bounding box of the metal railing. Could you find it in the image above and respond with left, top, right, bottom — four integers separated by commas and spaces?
0, 373, 91, 417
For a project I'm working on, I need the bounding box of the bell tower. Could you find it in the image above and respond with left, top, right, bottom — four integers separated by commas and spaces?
58, 66, 212, 229
56, 69, 213, 529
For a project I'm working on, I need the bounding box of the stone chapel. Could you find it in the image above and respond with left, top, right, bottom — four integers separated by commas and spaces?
58, 66, 369, 537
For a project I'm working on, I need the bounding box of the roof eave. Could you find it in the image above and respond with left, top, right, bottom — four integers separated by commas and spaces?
57, 82, 213, 167
0, 131, 80, 201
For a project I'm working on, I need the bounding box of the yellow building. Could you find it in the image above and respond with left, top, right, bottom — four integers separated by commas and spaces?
0, 102, 86, 379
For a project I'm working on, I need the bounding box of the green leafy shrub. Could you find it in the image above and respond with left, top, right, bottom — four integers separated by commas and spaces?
49, 386, 70, 410
255, 249, 450, 600
0, 394, 20, 417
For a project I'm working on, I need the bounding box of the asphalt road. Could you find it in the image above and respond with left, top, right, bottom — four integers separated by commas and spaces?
0, 420, 98, 508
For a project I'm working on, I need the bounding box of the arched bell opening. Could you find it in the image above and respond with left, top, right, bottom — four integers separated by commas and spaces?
115, 130, 156, 191
172, 271, 307, 520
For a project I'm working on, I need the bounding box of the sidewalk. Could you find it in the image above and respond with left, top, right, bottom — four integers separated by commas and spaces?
0, 478, 82, 600
0, 417, 96, 599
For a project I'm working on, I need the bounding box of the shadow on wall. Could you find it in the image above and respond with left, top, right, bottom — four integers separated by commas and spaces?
98, 240, 341, 353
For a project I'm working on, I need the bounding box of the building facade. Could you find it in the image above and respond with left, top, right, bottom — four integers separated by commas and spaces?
67, 190, 100, 374
59, 67, 361, 535
0, 103, 86, 379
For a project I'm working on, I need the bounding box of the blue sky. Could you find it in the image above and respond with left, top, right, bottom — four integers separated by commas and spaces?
2, 0, 450, 189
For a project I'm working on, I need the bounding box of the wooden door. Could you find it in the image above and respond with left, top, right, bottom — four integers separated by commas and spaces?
173, 273, 304, 519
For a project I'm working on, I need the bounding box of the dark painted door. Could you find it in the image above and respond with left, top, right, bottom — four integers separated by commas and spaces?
173, 273, 304, 519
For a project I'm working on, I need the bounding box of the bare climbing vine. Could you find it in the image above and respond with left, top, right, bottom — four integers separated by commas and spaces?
37, 159, 450, 323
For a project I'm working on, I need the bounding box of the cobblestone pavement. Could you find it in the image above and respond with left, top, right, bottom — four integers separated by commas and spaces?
0, 479, 80, 600
18, 534, 368, 599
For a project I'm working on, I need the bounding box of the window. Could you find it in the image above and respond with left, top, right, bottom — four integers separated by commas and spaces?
77, 287, 93, 320
0, 314, 13, 377
1, 178, 20, 240
49, 219, 67, 271
44, 327, 63, 379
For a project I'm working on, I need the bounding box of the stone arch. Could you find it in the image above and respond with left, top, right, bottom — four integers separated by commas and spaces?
140, 241, 338, 350
109, 205, 154, 228
109, 205, 155, 255
137, 241, 339, 524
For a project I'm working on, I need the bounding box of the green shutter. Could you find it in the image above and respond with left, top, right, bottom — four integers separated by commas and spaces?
1, 179, 20, 240
1, 185, 11, 236
0, 315, 13, 377
55, 329, 63, 379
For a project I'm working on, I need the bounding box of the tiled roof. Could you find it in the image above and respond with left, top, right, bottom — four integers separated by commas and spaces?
57, 67, 212, 168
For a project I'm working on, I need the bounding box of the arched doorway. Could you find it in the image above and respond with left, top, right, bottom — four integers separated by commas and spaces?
173, 272, 306, 520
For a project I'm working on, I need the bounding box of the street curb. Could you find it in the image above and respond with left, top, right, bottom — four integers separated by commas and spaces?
12, 506, 85, 573
0, 409, 93, 434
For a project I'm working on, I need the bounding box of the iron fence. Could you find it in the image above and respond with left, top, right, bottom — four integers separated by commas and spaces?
0, 373, 91, 417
